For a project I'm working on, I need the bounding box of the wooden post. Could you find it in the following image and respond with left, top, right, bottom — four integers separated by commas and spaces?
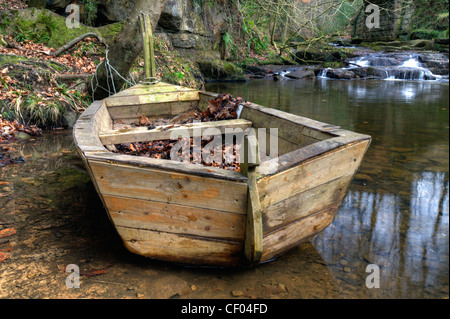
140, 13, 156, 79
242, 135, 263, 266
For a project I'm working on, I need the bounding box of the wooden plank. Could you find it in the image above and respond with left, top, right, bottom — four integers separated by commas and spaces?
87, 151, 247, 182
111, 83, 195, 98
258, 140, 370, 208
73, 101, 109, 154
241, 104, 336, 145
107, 101, 198, 122
261, 208, 336, 262
104, 90, 200, 107
104, 195, 245, 241
258, 135, 371, 177
243, 101, 341, 132
116, 226, 243, 266
241, 136, 263, 266
99, 119, 253, 145
89, 160, 248, 214
262, 174, 353, 234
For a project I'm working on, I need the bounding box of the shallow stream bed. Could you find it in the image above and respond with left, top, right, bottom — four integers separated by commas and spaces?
0, 79, 448, 299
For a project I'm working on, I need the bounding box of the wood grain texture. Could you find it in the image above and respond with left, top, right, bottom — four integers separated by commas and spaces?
99, 119, 252, 145
89, 160, 248, 214
258, 140, 370, 208
261, 208, 336, 262
104, 90, 199, 107
104, 195, 245, 241
262, 174, 353, 234
117, 226, 243, 266
107, 101, 198, 123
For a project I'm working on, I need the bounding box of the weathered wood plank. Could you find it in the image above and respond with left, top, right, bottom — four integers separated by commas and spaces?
73, 101, 109, 154
107, 101, 198, 123
87, 152, 247, 182
99, 119, 253, 145
104, 195, 245, 241
89, 160, 248, 214
110, 83, 195, 98
117, 226, 243, 266
262, 174, 353, 234
242, 136, 263, 266
104, 90, 200, 107
261, 208, 336, 262
258, 136, 371, 177
258, 140, 370, 208
241, 104, 336, 145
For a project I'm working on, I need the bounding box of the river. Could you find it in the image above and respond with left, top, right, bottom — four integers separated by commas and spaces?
0, 78, 448, 299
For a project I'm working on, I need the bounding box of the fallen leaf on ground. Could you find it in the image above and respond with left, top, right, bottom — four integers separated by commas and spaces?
0, 252, 11, 262
0, 228, 16, 239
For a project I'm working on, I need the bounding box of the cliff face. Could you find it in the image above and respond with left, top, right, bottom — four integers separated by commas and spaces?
41, 0, 228, 52
27, 0, 240, 80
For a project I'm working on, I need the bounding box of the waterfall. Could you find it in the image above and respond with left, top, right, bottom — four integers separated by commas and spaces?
319, 52, 449, 82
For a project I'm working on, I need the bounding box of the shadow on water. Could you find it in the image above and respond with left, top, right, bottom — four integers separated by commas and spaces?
1, 79, 448, 299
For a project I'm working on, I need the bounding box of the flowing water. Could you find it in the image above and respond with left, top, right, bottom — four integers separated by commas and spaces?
318, 52, 449, 82
0, 78, 448, 300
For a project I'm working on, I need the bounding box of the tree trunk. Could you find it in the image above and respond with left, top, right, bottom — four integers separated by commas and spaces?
92, 0, 166, 100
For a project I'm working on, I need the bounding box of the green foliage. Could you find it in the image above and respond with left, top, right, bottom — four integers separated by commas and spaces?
411, 0, 449, 32
81, 0, 99, 27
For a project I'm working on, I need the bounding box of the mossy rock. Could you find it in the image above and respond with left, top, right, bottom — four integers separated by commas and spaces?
295, 42, 357, 64
197, 59, 246, 82
410, 29, 442, 40
0, 8, 123, 49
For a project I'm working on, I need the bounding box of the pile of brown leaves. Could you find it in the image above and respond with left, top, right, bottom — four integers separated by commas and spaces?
115, 94, 248, 171
0, 0, 27, 12
0, 113, 42, 143
0, 37, 101, 74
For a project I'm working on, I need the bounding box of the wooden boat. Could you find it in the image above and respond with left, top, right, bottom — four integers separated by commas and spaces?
74, 82, 371, 267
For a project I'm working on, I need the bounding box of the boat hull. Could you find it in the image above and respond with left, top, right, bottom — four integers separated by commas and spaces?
74, 83, 371, 267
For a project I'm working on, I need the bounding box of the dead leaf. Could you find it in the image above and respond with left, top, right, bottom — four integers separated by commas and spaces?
0, 252, 11, 262
0, 228, 16, 239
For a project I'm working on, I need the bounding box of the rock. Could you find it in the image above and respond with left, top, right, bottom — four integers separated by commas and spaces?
159, 0, 184, 32
231, 290, 243, 297
197, 60, 246, 82
170, 33, 198, 49
27, 0, 48, 9
321, 69, 357, 80
0, 8, 123, 48
285, 70, 315, 79
339, 259, 349, 266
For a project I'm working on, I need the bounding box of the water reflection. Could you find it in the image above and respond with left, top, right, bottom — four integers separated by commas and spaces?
207, 79, 449, 298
